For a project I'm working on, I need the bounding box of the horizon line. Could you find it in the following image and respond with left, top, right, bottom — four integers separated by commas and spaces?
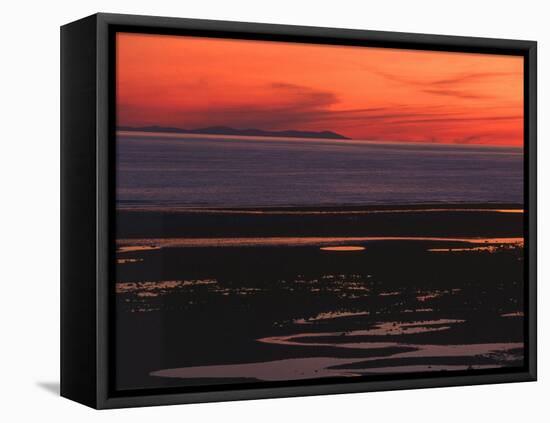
116, 127, 523, 148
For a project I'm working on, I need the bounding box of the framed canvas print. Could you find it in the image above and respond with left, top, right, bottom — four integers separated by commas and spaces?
60, 13, 537, 409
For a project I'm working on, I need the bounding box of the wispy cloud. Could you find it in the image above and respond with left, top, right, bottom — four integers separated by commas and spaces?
431, 72, 519, 85
421, 89, 489, 99
372, 70, 520, 100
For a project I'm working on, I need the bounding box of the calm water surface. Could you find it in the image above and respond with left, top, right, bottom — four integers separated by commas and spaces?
116, 131, 523, 208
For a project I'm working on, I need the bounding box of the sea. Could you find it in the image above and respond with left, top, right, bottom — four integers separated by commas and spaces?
116, 131, 523, 208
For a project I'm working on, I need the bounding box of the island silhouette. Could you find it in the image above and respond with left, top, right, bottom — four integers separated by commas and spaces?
118, 125, 351, 140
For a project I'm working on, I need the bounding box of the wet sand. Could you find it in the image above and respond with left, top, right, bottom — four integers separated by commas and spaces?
116, 203, 523, 239
115, 205, 525, 391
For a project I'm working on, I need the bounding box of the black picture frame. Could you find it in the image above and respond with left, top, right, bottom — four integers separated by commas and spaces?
61, 12, 537, 409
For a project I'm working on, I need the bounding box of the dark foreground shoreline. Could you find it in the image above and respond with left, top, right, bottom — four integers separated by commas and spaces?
115, 204, 525, 391
116, 203, 524, 239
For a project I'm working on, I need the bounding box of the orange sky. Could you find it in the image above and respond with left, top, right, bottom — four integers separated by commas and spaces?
116, 32, 524, 146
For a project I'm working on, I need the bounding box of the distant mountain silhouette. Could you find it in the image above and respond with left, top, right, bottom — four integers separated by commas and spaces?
118, 125, 351, 140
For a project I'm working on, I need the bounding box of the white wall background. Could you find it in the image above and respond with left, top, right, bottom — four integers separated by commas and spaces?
1, 0, 546, 420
